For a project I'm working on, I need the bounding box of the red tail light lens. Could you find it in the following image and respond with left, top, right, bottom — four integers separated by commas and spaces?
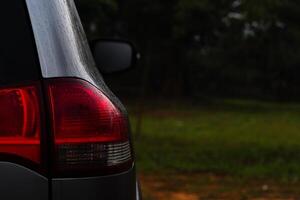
46, 78, 132, 175
0, 85, 41, 163
0, 79, 132, 176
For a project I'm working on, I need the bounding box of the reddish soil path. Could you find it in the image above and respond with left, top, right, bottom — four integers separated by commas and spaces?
139, 173, 300, 200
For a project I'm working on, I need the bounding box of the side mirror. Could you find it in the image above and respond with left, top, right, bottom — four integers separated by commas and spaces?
90, 39, 138, 74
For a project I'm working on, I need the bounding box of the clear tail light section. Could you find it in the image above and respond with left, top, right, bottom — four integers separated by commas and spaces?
45, 78, 133, 176
0, 84, 41, 164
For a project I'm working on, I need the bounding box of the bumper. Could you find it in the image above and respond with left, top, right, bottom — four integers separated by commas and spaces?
0, 162, 140, 200
52, 166, 139, 200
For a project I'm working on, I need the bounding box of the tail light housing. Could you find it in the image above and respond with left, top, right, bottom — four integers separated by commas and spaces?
0, 78, 133, 177
46, 78, 133, 176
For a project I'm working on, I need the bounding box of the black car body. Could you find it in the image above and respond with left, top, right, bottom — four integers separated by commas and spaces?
0, 0, 140, 199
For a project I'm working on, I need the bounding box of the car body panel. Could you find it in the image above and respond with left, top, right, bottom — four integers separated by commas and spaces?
26, 0, 103, 87
0, 162, 48, 200
52, 167, 136, 200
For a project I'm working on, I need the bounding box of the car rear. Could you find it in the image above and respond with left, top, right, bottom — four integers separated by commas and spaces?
0, 0, 139, 199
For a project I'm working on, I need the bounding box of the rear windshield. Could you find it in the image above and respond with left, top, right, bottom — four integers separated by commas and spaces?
0, 1, 40, 84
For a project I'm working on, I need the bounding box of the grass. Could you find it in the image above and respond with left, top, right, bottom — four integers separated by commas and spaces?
126, 99, 300, 180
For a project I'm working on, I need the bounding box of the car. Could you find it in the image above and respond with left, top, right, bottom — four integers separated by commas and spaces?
0, 0, 141, 199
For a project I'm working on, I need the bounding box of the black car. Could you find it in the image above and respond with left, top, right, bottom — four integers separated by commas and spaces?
0, 0, 140, 199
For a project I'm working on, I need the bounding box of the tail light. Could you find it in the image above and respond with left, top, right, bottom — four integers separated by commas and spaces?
45, 78, 133, 176
0, 84, 41, 164
0, 78, 133, 177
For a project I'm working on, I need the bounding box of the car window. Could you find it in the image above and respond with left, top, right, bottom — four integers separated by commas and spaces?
0, 1, 40, 84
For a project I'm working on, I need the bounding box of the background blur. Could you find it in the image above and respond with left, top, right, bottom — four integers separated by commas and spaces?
76, 0, 300, 199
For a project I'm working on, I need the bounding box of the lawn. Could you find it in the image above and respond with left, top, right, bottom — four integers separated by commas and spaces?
127, 99, 300, 180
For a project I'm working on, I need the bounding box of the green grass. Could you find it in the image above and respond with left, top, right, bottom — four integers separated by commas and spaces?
127, 99, 300, 180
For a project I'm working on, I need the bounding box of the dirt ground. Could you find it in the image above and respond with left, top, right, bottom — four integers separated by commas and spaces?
139, 173, 300, 200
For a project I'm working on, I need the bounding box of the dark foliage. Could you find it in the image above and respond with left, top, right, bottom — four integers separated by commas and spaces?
75, 0, 300, 101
